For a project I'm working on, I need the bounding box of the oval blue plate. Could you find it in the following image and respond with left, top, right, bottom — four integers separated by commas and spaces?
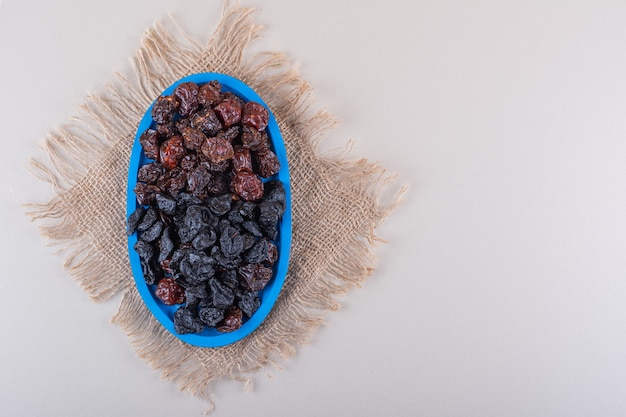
126, 73, 291, 347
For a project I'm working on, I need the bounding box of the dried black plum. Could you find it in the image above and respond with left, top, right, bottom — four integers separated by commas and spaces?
184, 284, 208, 307
211, 246, 242, 270
219, 225, 244, 258
199, 307, 224, 327
208, 194, 232, 216
173, 306, 205, 334
219, 269, 238, 288
243, 239, 270, 264
158, 227, 174, 262
209, 278, 235, 309
238, 291, 260, 318
180, 250, 215, 283
241, 220, 262, 237
127, 206, 146, 236
258, 201, 282, 229
262, 180, 286, 208
137, 207, 157, 231
140, 220, 163, 243
241, 233, 256, 251
156, 194, 177, 216
133, 240, 154, 263
192, 229, 217, 250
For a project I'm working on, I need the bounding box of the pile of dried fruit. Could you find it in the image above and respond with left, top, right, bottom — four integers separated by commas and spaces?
127, 80, 285, 334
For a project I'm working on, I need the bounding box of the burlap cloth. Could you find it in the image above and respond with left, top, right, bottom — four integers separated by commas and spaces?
27, 3, 404, 409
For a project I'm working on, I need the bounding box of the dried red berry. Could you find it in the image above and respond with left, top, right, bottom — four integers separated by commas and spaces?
139, 129, 160, 160
232, 146, 253, 173
254, 148, 280, 178
201, 136, 234, 163
214, 97, 242, 127
197, 80, 222, 107
134, 183, 160, 205
217, 306, 243, 332
173, 82, 199, 117
242, 101, 269, 131
241, 125, 270, 151
238, 263, 273, 291
180, 126, 207, 151
155, 277, 186, 305
230, 171, 264, 201
159, 135, 186, 170
151, 95, 179, 124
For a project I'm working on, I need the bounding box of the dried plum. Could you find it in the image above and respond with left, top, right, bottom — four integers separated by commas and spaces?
173, 306, 205, 334
207, 194, 232, 216
126, 206, 146, 236
156, 194, 177, 216
243, 239, 271, 264
158, 227, 174, 262
137, 207, 158, 231
192, 229, 216, 250
199, 307, 224, 327
140, 220, 163, 243
238, 291, 260, 318
209, 278, 235, 309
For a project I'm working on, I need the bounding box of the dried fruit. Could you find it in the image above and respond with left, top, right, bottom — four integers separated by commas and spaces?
242, 101, 269, 131
155, 277, 186, 305
137, 162, 165, 184
232, 146, 253, 173
201, 136, 234, 163
197, 80, 221, 107
191, 107, 222, 135
230, 171, 264, 201
214, 97, 242, 127
217, 306, 243, 332
152, 95, 179, 124
159, 135, 186, 170
173, 82, 199, 117
139, 129, 160, 160
254, 148, 280, 178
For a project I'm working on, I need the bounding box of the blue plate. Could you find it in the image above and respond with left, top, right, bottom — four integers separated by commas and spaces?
126, 73, 291, 347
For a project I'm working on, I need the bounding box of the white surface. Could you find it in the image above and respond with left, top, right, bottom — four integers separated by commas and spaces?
2, 1, 626, 416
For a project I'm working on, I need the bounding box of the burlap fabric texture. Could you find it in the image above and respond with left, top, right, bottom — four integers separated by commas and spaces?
27, 3, 404, 408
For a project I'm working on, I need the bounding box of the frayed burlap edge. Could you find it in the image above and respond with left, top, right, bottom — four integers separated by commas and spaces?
26, 2, 406, 411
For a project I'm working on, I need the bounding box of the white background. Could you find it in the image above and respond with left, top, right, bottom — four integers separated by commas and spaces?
2, 1, 626, 416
